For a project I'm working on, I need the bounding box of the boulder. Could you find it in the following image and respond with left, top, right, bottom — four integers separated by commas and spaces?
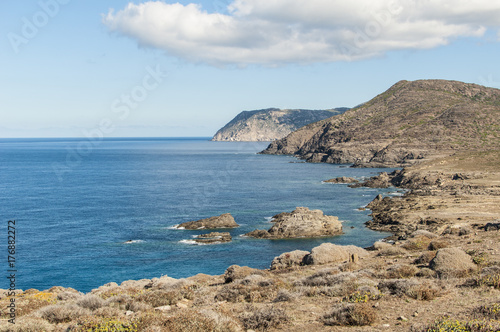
176, 213, 239, 230
429, 247, 477, 278
302, 243, 350, 265
245, 207, 342, 239
193, 232, 232, 244
270, 250, 310, 270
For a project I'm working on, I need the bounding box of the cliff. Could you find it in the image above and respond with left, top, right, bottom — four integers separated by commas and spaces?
260, 80, 500, 167
211, 108, 348, 141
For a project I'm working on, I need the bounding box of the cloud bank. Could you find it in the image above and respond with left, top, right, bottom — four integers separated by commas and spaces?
103, 0, 500, 66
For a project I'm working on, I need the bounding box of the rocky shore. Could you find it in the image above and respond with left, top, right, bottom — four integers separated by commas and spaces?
1, 150, 499, 331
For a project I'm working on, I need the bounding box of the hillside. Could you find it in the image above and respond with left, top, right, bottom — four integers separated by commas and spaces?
211, 108, 348, 141
260, 80, 500, 167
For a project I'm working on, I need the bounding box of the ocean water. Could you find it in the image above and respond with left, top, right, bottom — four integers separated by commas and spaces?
0, 138, 398, 293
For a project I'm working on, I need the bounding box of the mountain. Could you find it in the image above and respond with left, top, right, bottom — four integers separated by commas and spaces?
211, 108, 349, 141
260, 80, 500, 167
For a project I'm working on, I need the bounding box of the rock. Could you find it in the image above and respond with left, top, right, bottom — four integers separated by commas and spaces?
349, 172, 392, 188
193, 232, 232, 244
302, 243, 350, 265
429, 247, 477, 278
176, 213, 239, 230
270, 250, 310, 270
483, 223, 500, 231
223, 265, 265, 283
442, 224, 472, 236
324, 176, 359, 184
244, 207, 342, 239
410, 230, 438, 238
154, 305, 172, 312
398, 316, 408, 321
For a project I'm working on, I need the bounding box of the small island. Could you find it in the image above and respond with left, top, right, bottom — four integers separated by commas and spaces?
175, 213, 239, 230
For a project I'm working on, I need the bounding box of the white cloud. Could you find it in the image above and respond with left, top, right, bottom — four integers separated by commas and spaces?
103, 0, 500, 66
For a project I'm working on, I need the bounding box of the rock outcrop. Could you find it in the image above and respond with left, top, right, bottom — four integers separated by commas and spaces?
324, 177, 359, 184
212, 108, 348, 141
193, 232, 232, 244
429, 248, 477, 278
176, 213, 239, 230
261, 80, 500, 167
245, 207, 342, 239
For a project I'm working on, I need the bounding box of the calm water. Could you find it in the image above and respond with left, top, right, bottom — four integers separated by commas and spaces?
0, 138, 397, 292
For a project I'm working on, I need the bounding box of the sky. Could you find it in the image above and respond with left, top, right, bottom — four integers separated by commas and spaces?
1, 0, 500, 138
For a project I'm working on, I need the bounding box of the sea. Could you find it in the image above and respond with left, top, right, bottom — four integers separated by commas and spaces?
0, 137, 400, 293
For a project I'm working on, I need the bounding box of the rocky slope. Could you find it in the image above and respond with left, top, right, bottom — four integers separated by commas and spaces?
212, 108, 348, 141
261, 80, 500, 167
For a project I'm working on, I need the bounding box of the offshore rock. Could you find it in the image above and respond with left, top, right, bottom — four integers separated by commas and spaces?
176, 213, 239, 230
245, 207, 342, 239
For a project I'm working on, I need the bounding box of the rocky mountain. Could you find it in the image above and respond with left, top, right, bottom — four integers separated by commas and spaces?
212, 108, 349, 141
261, 80, 500, 167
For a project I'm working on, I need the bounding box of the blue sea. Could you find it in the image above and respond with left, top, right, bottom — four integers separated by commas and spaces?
0, 138, 398, 293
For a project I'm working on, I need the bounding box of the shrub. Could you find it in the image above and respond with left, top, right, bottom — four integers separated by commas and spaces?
136, 289, 184, 307
377, 246, 407, 257
68, 317, 138, 332
126, 301, 152, 312
428, 239, 449, 250
36, 303, 91, 324
402, 236, 432, 251
0, 317, 54, 332
471, 302, 500, 320
272, 289, 296, 303
214, 284, 274, 303
419, 317, 500, 331
416, 268, 437, 278
76, 294, 105, 311
378, 279, 420, 297
342, 290, 382, 303
159, 309, 239, 332
241, 306, 289, 331
407, 282, 441, 301
386, 264, 419, 279
322, 303, 377, 326
466, 267, 500, 289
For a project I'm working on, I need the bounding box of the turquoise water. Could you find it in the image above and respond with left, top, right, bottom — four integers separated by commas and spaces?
0, 138, 396, 292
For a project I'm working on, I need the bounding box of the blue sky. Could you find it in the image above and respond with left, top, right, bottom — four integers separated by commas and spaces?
1, 0, 500, 138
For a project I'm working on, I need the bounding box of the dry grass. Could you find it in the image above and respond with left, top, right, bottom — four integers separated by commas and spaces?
36, 303, 91, 324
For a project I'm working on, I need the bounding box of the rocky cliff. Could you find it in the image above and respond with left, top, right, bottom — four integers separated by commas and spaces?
212, 108, 348, 141
260, 80, 500, 167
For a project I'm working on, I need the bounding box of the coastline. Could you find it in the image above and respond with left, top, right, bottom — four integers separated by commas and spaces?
1, 150, 499, 331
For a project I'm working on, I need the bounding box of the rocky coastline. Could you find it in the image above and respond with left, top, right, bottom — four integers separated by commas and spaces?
2, 149, 499, 331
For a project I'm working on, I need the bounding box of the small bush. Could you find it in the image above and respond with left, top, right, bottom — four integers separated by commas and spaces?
160, 309, 239, 332
467, 267, 500, 289
136, 289, 184, 307
419, 317, 500, 331
241, 306, 289, 331
377, 246, 407, 257
127, 301, 152, 312
322, 303, 377, 326
386, 264, 419, 279
402, 236, 432, 251
76, 294, 105, 311
378, 279, 420, 297
416, 268, 437, 278
342, 290, 382, 303
407, 282, 441, 301
0, 317, 54, 332
471, 302, 500, 320
272, 289, 296, 303
68, 317, 138, 332
36, 303, 91, 324
214, 284, 274, 303
93, 306, 122, 318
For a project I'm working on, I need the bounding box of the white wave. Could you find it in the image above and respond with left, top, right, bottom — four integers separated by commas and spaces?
167, 224, 184, 230
123, 240, 144, 244
264, 216, 274, 222
178, 239, 197, 245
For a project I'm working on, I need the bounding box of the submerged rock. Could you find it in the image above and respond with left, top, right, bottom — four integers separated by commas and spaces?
245, 207, 342, 239
176, 213, 239, 230
324, 177, 359, 184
